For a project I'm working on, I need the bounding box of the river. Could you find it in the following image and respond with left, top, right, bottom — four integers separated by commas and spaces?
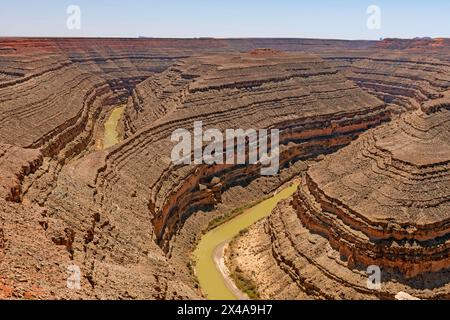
193, 182, 299, 300
103, 106, 125, 149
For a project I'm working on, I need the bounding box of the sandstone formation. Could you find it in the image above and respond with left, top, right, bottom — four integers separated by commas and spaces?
228, 49, 450, 299
326, 53, 450, 113
1, 37, 449, 299
291, 99, 450, 274
121, 52, 386, 253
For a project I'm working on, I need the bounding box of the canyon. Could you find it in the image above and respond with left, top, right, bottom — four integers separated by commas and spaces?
0, 37, 449, 299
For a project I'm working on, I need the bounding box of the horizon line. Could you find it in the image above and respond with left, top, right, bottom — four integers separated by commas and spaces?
0, 36, 447, 41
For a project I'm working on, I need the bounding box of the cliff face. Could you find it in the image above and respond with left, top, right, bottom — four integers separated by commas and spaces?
0, 144, 42, 202
1, 37, 449, 299
228, 55, 450, 299
323, 53, 450, 114
199, 49, 450, 299
294, 108, 450, 274
114, 52, 387, 251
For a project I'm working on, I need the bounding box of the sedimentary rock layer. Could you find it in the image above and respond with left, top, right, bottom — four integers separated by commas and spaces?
294, 102, 450, 277
228, 197, 450, 300
229, 95, 450, 299
324, 53, 450, 113
0, 144, 42, 202
115, 52, 387, 251
2, 37, 449, 299
1, 44, 388, 298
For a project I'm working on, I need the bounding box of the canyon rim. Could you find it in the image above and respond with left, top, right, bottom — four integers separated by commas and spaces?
0, 1, 449, 304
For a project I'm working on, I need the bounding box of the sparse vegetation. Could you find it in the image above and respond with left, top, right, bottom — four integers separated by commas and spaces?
186, 260, 200, 289
230, 267, 260, 300
238, 228, 249, 237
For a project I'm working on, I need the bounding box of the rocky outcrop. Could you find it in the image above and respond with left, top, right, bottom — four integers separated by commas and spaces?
34, 51, 387, 298
0, 200, 74, 299
228, 93, 450, 299
228, 196, 450, 300
2, 37, 449, 300
294, 101, 450, 278
0, 144, 42, 202
324, 53, 450, 113
108, 52, 387, 252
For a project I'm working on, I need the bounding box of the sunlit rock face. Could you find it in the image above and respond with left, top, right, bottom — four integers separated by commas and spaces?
228, 46, 450, 299
1, 37, 449, 300
294, 105, 450, 277
228, 108, 450, 297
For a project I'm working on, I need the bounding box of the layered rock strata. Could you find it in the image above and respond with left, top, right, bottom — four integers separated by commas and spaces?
3, 37, 449, 299
228, 95, 450, 299
294, 102, 450, 277
16, 51, 386, 298
324, 53, 450, 113
116, 52, 387, 251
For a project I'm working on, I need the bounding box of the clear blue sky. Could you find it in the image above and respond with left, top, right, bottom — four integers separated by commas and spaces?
1, 0, 449, 39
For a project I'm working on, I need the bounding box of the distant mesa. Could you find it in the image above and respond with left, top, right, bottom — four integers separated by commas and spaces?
248, 48, 284, 56
375, 37, 450, 49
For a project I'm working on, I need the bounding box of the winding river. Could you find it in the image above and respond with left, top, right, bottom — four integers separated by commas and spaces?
193, 182, 299, 300
103, 105, 125, 149
102, 104, 298, 299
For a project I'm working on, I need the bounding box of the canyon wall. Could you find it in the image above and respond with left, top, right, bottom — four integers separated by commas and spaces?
1, 37, 449, 299
227, 53, 450, 299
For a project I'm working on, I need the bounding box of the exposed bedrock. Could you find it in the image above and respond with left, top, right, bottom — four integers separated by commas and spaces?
40, 52, 387, 297
228, 197, 450, 300
4, 37, 450, 299
0, 199, 76, 299
111, 52, 388, 252
322, 53, 450, 114
0, 144, 42, 202
293, 104, 450, 277
228, 96, 450, 300
0, 47, 391, 298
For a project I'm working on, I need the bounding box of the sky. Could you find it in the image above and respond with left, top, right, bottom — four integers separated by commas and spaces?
0, 0, 449, 40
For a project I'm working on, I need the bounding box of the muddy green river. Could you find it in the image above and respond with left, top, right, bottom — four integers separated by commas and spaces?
193, 182, 299, 300
103, 106, 125, 149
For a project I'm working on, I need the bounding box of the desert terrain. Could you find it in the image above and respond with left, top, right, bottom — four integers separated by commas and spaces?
0, 37, 449, 299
